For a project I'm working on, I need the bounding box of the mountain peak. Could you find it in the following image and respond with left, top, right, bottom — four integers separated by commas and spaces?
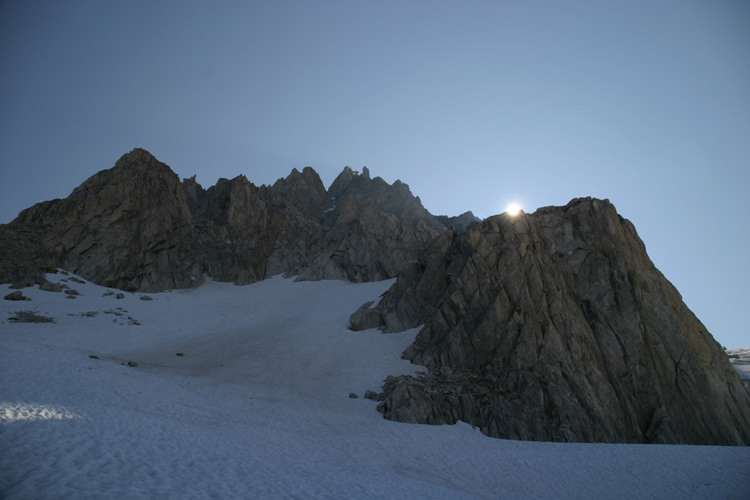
328, 166, 356, 199
3, 149, 748, 446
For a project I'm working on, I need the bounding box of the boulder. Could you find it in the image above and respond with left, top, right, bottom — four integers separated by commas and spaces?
4, 290, 25, 301
39, 280, 62, 292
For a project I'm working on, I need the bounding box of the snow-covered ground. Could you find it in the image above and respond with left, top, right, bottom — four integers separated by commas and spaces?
728, 348, 750, 393
1, 273, 749, 499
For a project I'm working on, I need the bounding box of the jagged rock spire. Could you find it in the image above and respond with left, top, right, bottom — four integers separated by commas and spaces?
2, 151, 445, 289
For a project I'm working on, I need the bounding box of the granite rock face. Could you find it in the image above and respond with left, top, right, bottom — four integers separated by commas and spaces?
296, 166, 444, 282
1, 149, 443, 291
10, 149, 200, 291
353, 198, 750, 445
435, 211, 481, 233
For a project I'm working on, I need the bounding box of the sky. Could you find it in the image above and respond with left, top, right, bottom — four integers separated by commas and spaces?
0, 0, 748, 348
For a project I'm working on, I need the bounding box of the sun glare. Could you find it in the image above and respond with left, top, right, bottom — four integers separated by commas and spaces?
506, 203, 522, 216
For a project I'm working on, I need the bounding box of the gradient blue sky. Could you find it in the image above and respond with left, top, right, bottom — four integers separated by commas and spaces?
1, 1, 748, 348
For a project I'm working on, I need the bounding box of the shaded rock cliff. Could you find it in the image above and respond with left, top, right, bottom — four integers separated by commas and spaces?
10, 149, 199, 290
296, 166, 445, 282
1, 149, 443, 290
352, 198, 750, 445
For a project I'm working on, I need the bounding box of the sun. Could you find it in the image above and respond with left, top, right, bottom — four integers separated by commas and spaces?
506, 203, 522, 216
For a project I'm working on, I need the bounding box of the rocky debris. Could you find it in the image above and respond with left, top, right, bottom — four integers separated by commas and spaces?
176, 352, 185, 357
8, 310, 54, 323
39, 280, 62, 292
4, 291, 29, 301
140, 295, 153, 301
64, 289, 80, 296
126, 361, 138, 367
348, 392, 359, 399
69, 311, 98, 318
89, 355, 100, 360
364, 390, 382, 401
354, 198, 750, 445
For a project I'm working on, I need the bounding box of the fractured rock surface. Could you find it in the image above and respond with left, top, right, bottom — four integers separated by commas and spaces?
1, 149, 442, 291
9, 149, 199, 291
353, 198, 750, 445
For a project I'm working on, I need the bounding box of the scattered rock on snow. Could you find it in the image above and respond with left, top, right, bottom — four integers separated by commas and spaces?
140, 295, 153, 301
364, 390, 384, 401
127, 361, 138, 367
349, 393, 359, 399
8, 310, 54, 323
39, 280, 62, 292
4, 291, 27, 301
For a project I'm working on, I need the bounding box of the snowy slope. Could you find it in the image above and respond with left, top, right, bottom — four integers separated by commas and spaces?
1, 273, 749, 499
728, 348, 750, 392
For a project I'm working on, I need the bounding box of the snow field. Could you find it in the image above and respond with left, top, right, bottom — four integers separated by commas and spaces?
1, 273, 749, 499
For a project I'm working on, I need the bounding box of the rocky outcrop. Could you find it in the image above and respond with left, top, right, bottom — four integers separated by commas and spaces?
435, 211, 481, 233
353, 198, 750, 445
1, 149, 445, 291
10, 149, 200, 291
295, 167, 444, 282
0, 224, 58, 287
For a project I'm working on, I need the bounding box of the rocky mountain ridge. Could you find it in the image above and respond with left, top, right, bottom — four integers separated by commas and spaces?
2, 148, 749, 445
2, 148, 444, 290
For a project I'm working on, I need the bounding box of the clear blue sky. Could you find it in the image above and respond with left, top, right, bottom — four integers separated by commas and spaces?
1, 1, 748, 348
